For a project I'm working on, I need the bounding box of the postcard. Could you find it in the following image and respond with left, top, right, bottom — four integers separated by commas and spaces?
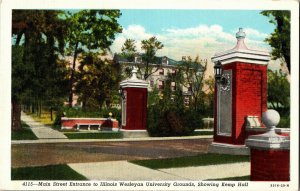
0, 0, 299, 190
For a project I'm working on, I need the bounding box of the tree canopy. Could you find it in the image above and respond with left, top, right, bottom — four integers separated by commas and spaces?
65, 10, 122, 106
261, 10, 291, 73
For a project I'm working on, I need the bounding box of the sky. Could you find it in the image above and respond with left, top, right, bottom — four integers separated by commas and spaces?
110, 9, 277, 72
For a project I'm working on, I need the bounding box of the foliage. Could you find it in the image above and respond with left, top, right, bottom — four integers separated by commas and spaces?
11, 164, 87, 180
278, 115, 290, 128
11, 121, 38, 140
261, 11, 291, 73
12, 10, 68, 130
267, 69, 290, 113
121, 39, 137, 62
56, 107, 121, 124
140, 36, 164, 80
177, 56, 209, 112
75, 52, 121, 110
64, 132, 123, 139
65, 10, 122, 106
147, 73, 202, 136
130, 153, 249, 169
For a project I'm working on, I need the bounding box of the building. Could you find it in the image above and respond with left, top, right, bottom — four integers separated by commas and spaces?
113, 54, 205, 105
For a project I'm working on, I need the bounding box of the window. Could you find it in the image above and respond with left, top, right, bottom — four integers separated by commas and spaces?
171, 69, 176, 76
150, 80, 154, 87
171, 82, 176, 91
188, 83, 192, 91
159, 68, 164, 75
184, 96, 190, 106
158, 80, 164, 90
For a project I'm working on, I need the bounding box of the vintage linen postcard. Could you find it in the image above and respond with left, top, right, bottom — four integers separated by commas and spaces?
0, 0, 299, 190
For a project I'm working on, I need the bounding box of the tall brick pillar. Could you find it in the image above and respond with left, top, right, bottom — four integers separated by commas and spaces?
246, 110, 290, 181
120, 67, 149, 138
209, 28, 270, 155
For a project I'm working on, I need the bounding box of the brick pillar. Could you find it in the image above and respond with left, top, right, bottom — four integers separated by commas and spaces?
120, 67, 149, 138
246, 110, 290, 181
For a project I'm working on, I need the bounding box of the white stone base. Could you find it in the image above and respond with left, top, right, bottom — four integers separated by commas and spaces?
208, 142, 250, 155
121, 129, 149, 138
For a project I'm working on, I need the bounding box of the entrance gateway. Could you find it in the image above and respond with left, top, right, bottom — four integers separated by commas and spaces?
209, 28, 270, 155
119, 67, 149, 138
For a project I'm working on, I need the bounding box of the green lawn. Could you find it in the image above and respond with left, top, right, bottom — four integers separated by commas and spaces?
11, 122, 38, 140
64, 132, 123, 139
130, 153, 249, 169
191, 131, 213, 136
209, 175, 250, 181
11, 164, 87, 180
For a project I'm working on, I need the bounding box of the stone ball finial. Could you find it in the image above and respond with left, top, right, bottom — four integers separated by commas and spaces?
262, 109, 280, 128
236, 28, 246, 39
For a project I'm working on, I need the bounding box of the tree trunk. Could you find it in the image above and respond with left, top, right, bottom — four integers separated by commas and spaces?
68, 42, 79, 107
12, 101, 22, 131
50, 107, 53, 121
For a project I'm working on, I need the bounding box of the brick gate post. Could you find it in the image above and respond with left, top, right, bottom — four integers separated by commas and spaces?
246, 110, 290, 181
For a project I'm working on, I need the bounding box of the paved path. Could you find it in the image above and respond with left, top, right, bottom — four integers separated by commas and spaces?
68, 161, 250, 180
21, 112, 67, 139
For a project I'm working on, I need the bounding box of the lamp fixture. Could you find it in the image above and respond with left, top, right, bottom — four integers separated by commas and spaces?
119, 87, 125, 100
214, 61, 229, 86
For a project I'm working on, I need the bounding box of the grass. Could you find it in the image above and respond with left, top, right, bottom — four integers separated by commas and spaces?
64, 132, 123, 139
11, 121, 38, 140
191, 131, 213, 136
208, 175, 250, 181
130, 153, 249, 169
30, 112, 54, 126
11, 164, 87, 180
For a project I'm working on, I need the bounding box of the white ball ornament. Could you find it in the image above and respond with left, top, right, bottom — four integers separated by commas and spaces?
262, 109, 280, 127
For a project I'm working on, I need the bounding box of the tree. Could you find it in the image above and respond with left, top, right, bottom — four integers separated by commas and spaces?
267, 69, 290, 112
74, 52, 120, 110
65, 10, 122, 106
140, 36, 164, 80
12, 10, 67, 130
261, 11, 290, 73
121, 39, 137, 62
177, 56, 207, 111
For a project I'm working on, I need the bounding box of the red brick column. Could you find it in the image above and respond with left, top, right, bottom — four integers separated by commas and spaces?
246, 110, 290, 181
250, 149, 290, 181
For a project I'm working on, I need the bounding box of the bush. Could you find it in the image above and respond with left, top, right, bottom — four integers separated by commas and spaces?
147, 103, 199, 137
278, 115, 290, 128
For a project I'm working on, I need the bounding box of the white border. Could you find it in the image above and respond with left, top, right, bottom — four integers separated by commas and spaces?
1, 0, 299, 190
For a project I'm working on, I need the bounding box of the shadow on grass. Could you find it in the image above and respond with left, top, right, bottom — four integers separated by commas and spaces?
11, 122, 38, 140
131, 153, 250, 169
11, 164, 87, 180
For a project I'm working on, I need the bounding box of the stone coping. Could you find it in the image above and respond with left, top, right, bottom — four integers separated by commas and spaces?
61, 117, 117, 122
246, 131, 290, 150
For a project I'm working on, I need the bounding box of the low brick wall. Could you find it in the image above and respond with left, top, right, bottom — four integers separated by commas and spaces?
250, 149, 290, 181
61, 117, 119, 130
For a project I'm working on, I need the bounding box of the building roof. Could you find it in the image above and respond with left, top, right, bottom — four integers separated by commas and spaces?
113, 53, 180, 66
